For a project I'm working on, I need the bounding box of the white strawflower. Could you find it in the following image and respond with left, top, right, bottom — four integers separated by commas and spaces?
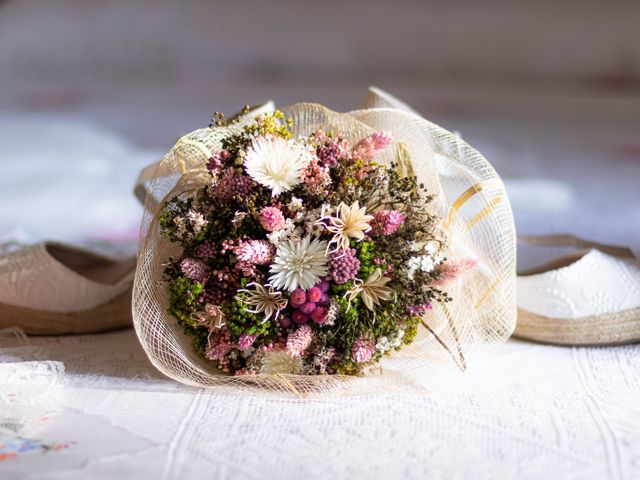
260, 351, 302, 375
269, 236, 329, 291
244, 136, 312, 196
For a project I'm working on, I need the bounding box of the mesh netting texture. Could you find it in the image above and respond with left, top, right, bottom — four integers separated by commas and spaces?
132, 88, 517, 396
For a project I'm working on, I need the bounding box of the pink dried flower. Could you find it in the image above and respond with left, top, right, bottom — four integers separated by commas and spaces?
207, 150, 231, 175
205, 329, 233, 371
290, 289, 307, 308
315, 130, 350, 168
196, 242, 217, 261
238, 333, 257, 350
180, 257, 210, 283
307, 286, 322, 303
259, 206, 285, 232
310, 306, 327, 324
299, 302, 317, 315
328, 248, 360, 284
286, 325, 313, 359
215, 167, 253, 201
432, 259, 478, 286
301, 157, 331, 196
351, 335, 375, 363
373, 210, 405, 235
234, 239, 274, 265
201, 267, 240, 304
279, 316, 292, 329
291, 310, 309, 325
351, 131, 392, 161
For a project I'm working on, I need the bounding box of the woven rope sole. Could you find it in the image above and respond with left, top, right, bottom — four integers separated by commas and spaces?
514, 307, 640, 346
0, 290, 132, 335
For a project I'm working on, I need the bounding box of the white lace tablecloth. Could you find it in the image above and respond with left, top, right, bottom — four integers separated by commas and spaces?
1, 329, 638, 480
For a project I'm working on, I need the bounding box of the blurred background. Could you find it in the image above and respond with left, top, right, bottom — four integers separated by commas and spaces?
1, 0, 639, 257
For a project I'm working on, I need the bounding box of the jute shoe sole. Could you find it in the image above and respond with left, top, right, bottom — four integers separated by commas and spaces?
0, 290, 132, 335
515, 307, 640, 346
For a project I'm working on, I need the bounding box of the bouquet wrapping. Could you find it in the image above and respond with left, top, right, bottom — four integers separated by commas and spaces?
133, 88, 516, 395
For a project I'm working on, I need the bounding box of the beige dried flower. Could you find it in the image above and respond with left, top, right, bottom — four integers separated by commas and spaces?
346, 269, 393, 311
318, 201, 374, 252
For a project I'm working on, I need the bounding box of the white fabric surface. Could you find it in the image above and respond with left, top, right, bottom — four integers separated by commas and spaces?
1, 330, 639, 479
1, 111, 639, 479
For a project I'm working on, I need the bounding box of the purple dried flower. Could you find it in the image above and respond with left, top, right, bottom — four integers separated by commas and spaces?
328, 248, 360, 284
215, 167, 253, 201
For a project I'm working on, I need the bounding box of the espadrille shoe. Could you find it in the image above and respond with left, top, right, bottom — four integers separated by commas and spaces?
0, 242, 136, 335
515, 235, 640, 346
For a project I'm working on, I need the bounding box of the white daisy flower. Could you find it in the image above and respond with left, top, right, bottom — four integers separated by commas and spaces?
269, 236, 329, 291
244, 136, 312, 196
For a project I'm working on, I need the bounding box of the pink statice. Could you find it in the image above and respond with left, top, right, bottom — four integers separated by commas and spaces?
328, 248, 360, 284
234, 239, 274, 265
351, 335, 375, 363
408, 302, 432, 316
215, 167, 253, 201
373, 210, 405, 235
205, 329, 233, 372
301, 157, 331, 196
259, 206, 285, 232
286, 325, 313, 359
432, 259, 478, 286
350, 131, 392, 161
207, 150, 231, 176
238, 333, 257, 350
180, 257, 210, 283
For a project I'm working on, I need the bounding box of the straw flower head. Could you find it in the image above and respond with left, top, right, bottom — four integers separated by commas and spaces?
244, 136, 312, 196
269, 236, 329, 291
346, 268, 393, 311
319, 201, 374, 252
236, 283, 288, 322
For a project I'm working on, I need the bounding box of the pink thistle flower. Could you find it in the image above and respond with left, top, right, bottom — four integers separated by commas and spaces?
180, 257, 210, 283
328, 248, 360, 284
432, 259, 478, 286
238, 333, 257, 350
233, 239, 274, 265
351, 335, 375, 363
215, 168, 253, 201
351, 131, 392, 161
286, 325, 313, 359
373, 210, 405, 235
259, 206, 285, 232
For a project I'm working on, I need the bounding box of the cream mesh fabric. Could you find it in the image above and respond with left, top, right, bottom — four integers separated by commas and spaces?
132, 88, 516, 396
